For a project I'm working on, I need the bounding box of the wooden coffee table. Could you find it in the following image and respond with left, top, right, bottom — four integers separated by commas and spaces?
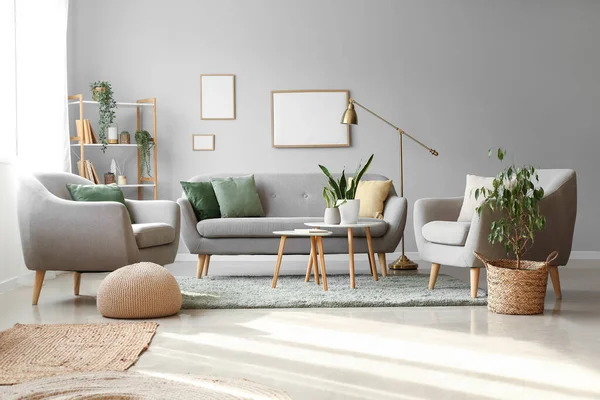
271, 230, 333, 291
305, 221, 385, 289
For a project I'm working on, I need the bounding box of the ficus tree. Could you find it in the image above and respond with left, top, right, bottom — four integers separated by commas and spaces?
475, 149, 546, 268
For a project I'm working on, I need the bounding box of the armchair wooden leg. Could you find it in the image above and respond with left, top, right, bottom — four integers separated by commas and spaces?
378, 253, 387, 277
548, 266, 562, 299
74, 272, 81, 296
196, 255, 206, 278
428, 263, 440, 290
470, 267, 480, 298
32, 271, 45, 305
203, 255, 211, 277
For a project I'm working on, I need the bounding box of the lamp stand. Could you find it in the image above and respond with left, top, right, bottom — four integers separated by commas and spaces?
341, 99, 438, 272
388, 133, 419, 270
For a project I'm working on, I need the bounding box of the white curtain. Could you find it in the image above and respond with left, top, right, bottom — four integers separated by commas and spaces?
15, 0, 70, 173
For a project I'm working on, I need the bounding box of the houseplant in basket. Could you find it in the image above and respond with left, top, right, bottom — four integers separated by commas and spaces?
89, 81, 117, 152
474, 148, 557, 315
319, 154, 373, 225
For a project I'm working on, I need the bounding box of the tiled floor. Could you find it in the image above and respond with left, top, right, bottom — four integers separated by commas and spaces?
1, 258, 599, 399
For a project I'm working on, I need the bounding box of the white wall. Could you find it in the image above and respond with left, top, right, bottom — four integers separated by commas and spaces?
67, 0, 600, 252
0, 164, 26, 291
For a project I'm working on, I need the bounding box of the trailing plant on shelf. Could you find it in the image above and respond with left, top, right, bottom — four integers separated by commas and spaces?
89, 81, 117, 152
135, 130, 154, 177
475, 148, 546, 268
318, 154, 374, 201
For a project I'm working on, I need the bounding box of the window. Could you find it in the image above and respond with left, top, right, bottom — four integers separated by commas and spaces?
0, 0, 17, 163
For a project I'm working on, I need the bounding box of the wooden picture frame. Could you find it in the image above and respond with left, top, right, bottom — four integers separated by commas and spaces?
192, 134, 215, 151
271, 89, 350, 148
200, 74, 236, 120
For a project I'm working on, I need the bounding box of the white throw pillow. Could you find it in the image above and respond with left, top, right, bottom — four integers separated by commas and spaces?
457, 175, 495, 222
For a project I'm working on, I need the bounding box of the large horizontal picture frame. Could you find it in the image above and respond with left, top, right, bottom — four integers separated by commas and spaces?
200, 74, 236, 120
271, 89, 350, 148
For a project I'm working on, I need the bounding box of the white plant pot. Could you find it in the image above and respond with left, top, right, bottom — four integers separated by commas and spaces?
338, 199, 360, 225
324, 207, 341, 225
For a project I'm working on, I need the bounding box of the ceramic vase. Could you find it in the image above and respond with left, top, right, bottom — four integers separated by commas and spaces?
117, 175, 127, 185
324, 208, 341, 225
338, 199, 360, 225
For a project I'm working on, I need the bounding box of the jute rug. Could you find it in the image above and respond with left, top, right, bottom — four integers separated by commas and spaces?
0, 322, 157, 385
176, 273, 487, 309
0, 371, 292, 399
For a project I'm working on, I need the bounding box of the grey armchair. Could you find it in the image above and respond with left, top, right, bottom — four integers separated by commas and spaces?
17, 172, 180, 305
414, 169, 577, 298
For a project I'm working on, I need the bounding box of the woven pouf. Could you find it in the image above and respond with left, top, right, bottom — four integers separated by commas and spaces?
97, 262, 182, 319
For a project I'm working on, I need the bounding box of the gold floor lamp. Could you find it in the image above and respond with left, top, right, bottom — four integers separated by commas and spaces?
341, 99, 439, 270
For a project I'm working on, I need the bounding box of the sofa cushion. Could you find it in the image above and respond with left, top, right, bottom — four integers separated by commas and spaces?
457, 175, 494, 222
211, 175, 265, 218
422, 221, 471, 246
132, 223, 176, 249
197, 217, 388, 238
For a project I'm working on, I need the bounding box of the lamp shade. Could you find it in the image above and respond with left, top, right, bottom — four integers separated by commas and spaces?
341, 102, 358, 125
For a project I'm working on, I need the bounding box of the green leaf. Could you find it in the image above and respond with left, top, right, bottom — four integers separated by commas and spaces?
488, 149, 492, 158
474, 188, 480, 200
497, 148, 505, 161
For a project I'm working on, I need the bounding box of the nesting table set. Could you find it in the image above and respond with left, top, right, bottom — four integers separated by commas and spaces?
271, 221, 386, 291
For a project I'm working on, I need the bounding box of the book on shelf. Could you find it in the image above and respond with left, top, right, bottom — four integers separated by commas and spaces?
77, 160, 100, 184
73, 119, 98, 144
294, 228, 329, 234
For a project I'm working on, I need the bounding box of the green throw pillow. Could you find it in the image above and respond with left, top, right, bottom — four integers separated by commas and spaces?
210, 175, 265, 218
66, 183, 134, 223
180, 181, 221, 221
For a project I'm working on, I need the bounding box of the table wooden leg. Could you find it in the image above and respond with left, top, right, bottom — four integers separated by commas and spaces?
305, 245, 314, 282
317, 237, 328, 291
271, 236, 287, 288
365, 227, 379, 281
310, 236, 320, 285
348, 228, 356, 289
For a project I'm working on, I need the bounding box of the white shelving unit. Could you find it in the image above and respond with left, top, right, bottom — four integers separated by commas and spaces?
68, 94, 158, 200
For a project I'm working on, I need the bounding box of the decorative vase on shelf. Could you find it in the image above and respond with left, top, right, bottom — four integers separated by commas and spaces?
104, 173, 115, 185
338, 199, 360, 225
324, 208, 341, 225
117, 175, 127, 186
119, 131, 131, 144
108, 124, 118, 144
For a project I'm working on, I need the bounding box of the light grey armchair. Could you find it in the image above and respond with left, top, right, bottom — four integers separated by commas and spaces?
414, 169, 577, 299
17, 172, 180, 305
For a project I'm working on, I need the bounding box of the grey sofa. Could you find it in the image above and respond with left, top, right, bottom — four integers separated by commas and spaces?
18, 172, 180, 305
178, 173, 407, 277
414, 169, 577, 298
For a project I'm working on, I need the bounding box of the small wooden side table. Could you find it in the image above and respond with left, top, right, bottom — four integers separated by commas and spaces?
271, 230, 333, 291
305, 221, 386, 289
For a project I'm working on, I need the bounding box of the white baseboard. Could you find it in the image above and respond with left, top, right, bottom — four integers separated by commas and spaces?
175, 251, 600, 263
0, 276, 20, 294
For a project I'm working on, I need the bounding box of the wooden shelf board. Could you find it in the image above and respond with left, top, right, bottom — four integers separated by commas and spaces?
68, 100, 154, 107
70, 144, 138, 147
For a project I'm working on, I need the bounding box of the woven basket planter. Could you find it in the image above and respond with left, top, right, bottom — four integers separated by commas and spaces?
474, 251, 558, 315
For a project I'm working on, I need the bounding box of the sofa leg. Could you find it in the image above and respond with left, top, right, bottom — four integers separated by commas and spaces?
548, 266, 562, 299
378, 253, 387, 277
74, 272, 81, 296
428, 263, 440, 290
203, 255, 211, 277
32, 270, 45, 305
470, 267, 480, 298
196, 255, 206, 278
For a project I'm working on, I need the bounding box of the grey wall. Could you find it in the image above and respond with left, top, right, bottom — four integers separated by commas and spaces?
67, 0, 600, 252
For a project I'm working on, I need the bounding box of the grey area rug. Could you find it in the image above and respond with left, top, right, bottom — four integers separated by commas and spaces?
176, 273, 487, 309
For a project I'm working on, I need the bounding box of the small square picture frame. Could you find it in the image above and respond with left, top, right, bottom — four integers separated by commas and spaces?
192, 134, 215, 151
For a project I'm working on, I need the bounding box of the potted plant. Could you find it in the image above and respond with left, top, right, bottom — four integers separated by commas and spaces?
89, 81, 117, 152
135, 130, 154, 177
319, 154, 373, 225
474, 149, 558, 315
322, 187, 341, 225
